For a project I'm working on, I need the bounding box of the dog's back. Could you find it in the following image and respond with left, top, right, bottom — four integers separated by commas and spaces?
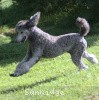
42, 17, 89, 58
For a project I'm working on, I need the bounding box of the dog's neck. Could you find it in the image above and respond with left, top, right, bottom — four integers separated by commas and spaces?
31, 26, 45, 34
27, 26, 45, 42
28, 26, 55, 43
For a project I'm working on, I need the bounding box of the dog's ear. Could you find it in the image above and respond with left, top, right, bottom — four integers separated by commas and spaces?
26, 12, 41, 28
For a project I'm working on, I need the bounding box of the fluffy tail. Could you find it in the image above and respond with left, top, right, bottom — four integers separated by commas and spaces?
76, 17, 90, 36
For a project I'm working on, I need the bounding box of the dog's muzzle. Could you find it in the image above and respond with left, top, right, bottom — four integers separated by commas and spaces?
15, 36, 26, 43
21, 36, 26, 43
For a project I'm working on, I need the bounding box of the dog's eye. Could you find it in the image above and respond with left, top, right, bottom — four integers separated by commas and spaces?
21, 32, 23, 34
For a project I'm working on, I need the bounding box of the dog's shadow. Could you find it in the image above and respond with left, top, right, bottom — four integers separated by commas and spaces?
0, 75, 60, 94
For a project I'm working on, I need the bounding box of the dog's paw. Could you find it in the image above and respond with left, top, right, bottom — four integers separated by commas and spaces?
79, 65, 88, 71
82, 66, 88, 70
92, 58, 98, 64
10, 73, 20, 77
90, 54, 98, 64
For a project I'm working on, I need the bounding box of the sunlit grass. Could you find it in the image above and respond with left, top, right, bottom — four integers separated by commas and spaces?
1, 0, 13, 9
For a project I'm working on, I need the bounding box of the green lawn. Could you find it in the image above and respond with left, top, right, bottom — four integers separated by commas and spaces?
0, 32, 99, 100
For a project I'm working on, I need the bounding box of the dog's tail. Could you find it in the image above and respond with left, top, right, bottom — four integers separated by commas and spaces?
76, 17, 90, 36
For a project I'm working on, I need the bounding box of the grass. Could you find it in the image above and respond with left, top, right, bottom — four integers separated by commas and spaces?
1, 0, 99, 99
0, 29, 99, 100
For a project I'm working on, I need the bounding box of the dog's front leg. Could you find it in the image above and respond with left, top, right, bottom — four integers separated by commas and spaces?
10, 48, 43, 77
16, 46, 33, 67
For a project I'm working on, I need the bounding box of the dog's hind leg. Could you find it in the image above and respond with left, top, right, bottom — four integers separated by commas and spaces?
70, 45, 88, 70
83, 50, 98, 64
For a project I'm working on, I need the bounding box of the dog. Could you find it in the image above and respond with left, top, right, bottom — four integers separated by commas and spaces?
10, 12, 98, 77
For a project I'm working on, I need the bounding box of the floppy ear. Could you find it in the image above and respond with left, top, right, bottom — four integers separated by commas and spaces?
26, 12, 41, 28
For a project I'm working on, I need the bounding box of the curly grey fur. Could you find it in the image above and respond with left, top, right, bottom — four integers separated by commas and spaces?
76, 17, 90, 36
10, 12, 98, 77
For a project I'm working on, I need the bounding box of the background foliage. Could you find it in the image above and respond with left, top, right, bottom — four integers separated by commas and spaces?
0, 0, 99, 34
